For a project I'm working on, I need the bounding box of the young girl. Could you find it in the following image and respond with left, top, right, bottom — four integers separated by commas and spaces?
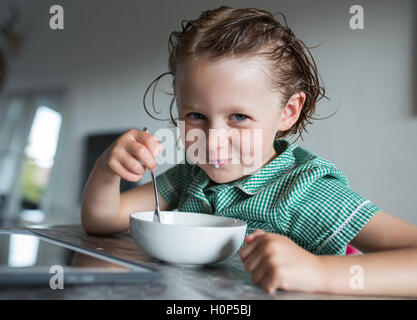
81, 6, 417, 297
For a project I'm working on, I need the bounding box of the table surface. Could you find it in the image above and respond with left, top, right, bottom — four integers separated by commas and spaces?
0, 224, 408, 300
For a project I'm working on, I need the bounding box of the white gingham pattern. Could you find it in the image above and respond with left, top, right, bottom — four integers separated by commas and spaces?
156, 139, 381, 255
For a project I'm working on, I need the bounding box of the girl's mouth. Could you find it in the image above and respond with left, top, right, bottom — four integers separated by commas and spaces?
208, 158, 231, 168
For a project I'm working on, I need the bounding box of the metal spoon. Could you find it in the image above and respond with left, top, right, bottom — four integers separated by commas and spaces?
142, 127, 161, 223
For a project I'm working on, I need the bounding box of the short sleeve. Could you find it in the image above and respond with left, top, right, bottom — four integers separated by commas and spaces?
155, 164, 186, 209
278, 174, 382, 255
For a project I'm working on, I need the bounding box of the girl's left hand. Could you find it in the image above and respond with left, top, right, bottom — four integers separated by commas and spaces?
239, 230, 326, 294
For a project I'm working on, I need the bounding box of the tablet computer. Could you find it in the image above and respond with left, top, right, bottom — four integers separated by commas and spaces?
0, 230, 161, 286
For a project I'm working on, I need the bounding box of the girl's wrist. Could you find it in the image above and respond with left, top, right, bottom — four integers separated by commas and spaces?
93, 158, 121, 184
313, 255, 331, 294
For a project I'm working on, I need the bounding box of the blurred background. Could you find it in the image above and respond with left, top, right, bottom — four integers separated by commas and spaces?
0, 0, 416, 228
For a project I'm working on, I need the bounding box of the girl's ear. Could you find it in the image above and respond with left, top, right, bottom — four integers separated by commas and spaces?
278, 92, 306, 131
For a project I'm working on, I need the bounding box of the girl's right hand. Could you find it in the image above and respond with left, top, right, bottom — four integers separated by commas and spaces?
96, 129, 163, 182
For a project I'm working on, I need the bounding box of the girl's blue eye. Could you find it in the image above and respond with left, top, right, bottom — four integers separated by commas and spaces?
187, 113, 205, 120
231, 114, 248, 121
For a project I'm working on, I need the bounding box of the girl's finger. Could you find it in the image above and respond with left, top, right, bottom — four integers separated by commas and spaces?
251, 262, 269, 285
259, 269, 280, 294
132, 129, 162, 157
109, 159, 142, 182
242, 248, 265, 273
119, 151, 146, 176
245, 229, 266, 243
239, 235, 265, 260
127, 141, 158, 172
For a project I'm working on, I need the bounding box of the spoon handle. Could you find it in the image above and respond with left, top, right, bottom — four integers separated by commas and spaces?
150, 171, 161, 222
142, 127, 161, 223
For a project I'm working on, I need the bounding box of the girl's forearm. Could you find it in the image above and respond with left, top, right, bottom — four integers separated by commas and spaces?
318, 248, 417, 298
81, 162, 122, 235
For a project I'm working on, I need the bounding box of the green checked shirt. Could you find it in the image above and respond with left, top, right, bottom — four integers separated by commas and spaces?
155, 139, 382, 255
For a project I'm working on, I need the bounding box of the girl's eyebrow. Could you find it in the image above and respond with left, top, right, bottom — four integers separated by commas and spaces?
180, 104, 254, 114
179, 104, 197, 111
227, 105, 254, 114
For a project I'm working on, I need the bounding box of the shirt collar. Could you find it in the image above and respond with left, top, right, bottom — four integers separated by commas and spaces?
234, 139, 297, 195
187, 139, 298, 197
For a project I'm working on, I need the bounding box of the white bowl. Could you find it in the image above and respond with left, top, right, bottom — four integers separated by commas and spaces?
129, 211, 247, 265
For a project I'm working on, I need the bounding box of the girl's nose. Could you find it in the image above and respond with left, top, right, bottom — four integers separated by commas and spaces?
207, 128, 230, 159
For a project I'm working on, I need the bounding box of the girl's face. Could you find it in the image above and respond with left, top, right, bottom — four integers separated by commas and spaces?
175, 55, 301, 184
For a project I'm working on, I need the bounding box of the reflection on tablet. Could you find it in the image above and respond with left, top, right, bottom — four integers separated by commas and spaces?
0, 231, 160, 285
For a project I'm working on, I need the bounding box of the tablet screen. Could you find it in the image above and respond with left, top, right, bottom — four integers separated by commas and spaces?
0, 231, 160, 285
0, 232, 129, 270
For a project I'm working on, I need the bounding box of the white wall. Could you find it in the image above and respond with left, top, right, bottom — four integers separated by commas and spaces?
2, 0, 416, 225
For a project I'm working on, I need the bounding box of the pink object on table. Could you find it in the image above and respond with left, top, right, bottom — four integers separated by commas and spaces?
346, 244, 361, 255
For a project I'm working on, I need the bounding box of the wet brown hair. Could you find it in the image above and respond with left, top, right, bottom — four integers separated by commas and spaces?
143, 5, 330, 142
